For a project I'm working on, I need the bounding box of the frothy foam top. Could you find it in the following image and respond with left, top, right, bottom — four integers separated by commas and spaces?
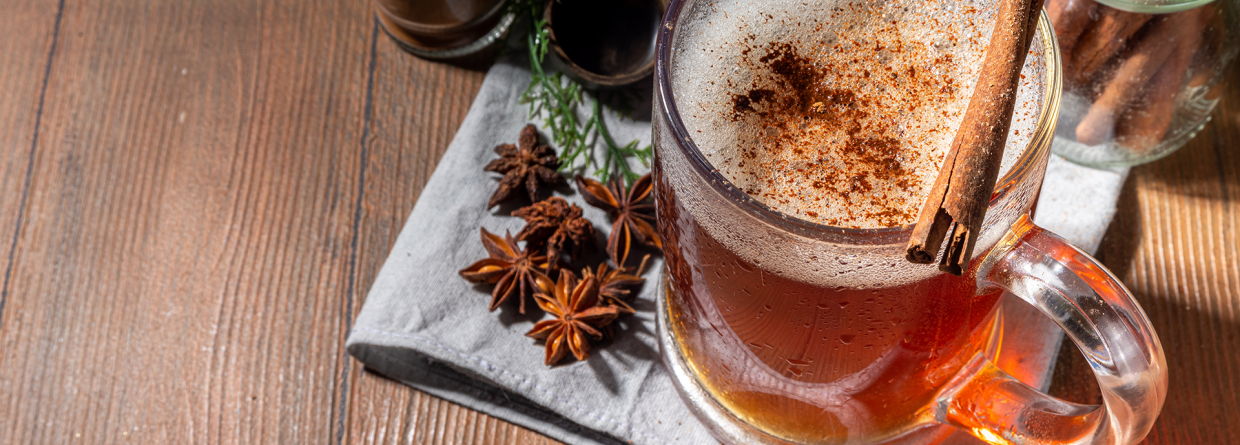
671, 0, 1045, 229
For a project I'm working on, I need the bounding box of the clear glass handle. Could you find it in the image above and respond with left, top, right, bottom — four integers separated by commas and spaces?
936, 214, 1168, 445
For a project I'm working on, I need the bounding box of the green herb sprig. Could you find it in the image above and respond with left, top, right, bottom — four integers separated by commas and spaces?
516, 2, 652, 186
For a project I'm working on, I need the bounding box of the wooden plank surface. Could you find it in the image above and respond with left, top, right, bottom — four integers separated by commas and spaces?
0, 0, 1236, 443
342, 23, 556, 445
0, 0, 60, 338
0, 0, 378, 442
0, 0, 554, 442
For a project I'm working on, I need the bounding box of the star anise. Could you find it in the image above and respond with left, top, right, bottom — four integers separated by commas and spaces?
593, 259, 647, 315
485, 124, 567, 208
512, 197, 593, 265
526, 269, 620, 365
459, 228, 554, 314
576, 173, 662, 267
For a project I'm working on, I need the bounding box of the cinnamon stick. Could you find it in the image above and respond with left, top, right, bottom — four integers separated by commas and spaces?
1068, 6, 1151, 86
1075, 12, 1193, 145
1113, 10, 1204, 153
906, 0, 1045, 275
1047, 0, 1097, 62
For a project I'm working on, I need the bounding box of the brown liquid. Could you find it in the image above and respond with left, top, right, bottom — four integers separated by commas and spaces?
377, 0, 499, 26
655, 167, 1003, 443
375, 0, 504, 50
550, 0, 662, 76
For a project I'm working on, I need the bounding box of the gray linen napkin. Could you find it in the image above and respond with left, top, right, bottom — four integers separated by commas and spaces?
345, 57, 1128, 444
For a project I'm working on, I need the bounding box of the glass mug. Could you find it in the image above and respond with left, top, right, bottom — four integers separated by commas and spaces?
650, 1, 1167, 444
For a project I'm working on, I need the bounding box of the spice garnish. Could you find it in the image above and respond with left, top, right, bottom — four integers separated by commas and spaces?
593, 256, 648, 315
576, 173, 661, 267
485, 124, 567, 208
512, 197, 593, 265
459, 228, 554, 314
526, 270, 621, 365
520, 6, 652, 185
906, 0, 1044, 275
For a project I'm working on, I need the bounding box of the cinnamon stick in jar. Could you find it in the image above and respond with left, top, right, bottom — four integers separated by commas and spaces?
906, 0, 1045, 275
1113, 10, 1205, 154
1069, 6, 1151, 86
1074, 10, 1199, 145
1184, 3, 1228, 96
1047, 0, 1098, 62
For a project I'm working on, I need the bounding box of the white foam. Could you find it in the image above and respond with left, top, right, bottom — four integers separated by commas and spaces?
672, 0, 1045, 229
664, 0, 1049, 287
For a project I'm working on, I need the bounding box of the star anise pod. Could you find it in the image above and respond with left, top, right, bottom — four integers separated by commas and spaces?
459, 228, 554, 314
593, 260, 647, 315
485, 124, 567, 208
576, 173, 662, 267
526, 269, 620, 365
512, 197, 593, 265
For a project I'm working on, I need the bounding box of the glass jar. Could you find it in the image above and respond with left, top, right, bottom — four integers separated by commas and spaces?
1048, 0, 1238, 167
374, 0, 515, 60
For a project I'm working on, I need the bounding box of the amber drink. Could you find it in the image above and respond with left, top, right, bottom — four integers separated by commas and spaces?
652, 0, 1056, 443
374, 0, 512, 59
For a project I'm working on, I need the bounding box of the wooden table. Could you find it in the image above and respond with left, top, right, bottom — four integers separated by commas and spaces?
0, 1, 1235, 443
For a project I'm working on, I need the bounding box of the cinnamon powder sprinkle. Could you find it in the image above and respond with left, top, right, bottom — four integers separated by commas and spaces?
712, 7, 969, 228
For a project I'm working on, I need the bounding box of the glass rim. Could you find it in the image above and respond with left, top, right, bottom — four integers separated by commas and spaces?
654, 0, 1063, 246
374, 0, 508, 34
1094, 0, 1216, 14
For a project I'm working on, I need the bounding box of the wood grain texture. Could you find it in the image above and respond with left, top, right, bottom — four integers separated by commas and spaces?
342, 28, 557, 445
1050, 68, 1240, 443
0, 0, 555, 442
0, 0, 61, 333
0, 0, 375, 442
